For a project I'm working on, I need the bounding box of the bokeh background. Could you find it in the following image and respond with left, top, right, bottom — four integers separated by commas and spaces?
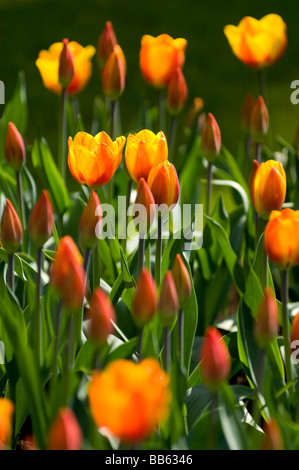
0, 0, 298, 156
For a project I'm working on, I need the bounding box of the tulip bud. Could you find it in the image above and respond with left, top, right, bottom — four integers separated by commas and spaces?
158, 271, 179, 326
97, 21, 117, 69
261, 419, 284, 450
250, 96, 269, 143
132, 268, 157, 327
199, 326, 231, 391
171, 254, 191, 308
59, 39, 75, 88
87, 288, 116, 345
47, 408, 82, 450
147, 161, 179, 212
102, 44, 126, 101
167, 67, 188, 116
201, 113, 221, 162
0, 199, 22, 254
28, 190, 53, 247
0, 398, 14, 450
5, 122, 26, 171
133, 178, 156, 236
254, 288, 278, 349
241, 92, 255, 132
79, 191, 102, 249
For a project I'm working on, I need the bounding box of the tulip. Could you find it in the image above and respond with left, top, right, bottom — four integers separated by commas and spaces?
50, 236, 86, 312
36, 41, 96, 95
250, 96, 269, 144
147, 161, 179, 209
158, 271, 179, 327
224, 14, 287, 69
79, 190, 102, 250
125, 129, 168, 182
88, 358, 170, 443
0, 199, 22, 254
47, 408, 82, 450
59, 39, 75, 88
28, 190, 53, 247
200, 327, 231, 391
97, 21, 117, 69
87, 288, 116, 345
250, 159, 286, 219
5, 122, 26, 171
102, 45, 126, 101
133, 178, 156, 234
172, 254, 191, 309
254, 288, 278, 349
0, 398, 14, 450
201, 113, 221, 163
132, 268, 157, 328
167, 67, 188, 116
68, 131, 126, 187
261, 419, 284, 450
139, 34, 187, 88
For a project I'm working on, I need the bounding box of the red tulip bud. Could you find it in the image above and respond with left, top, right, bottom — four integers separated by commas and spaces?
199, 326, 231, 390
158, 271, 179, 326
102, 45, 126, 101
97, 21, 117, 69
88, 288, 116, 345
47, 408, 82, 450
132, 268, 157, 327
0, 199, 22, 254
28, 190, 53, 247
79, 191, 102, 249
5, 122, 26, 171
59, 39, 75, 88
201, 113, 221, 162
133, 178, 156, 236
250, 96, 269, 143
254, 288, 278, 349
167, 67, 188, 116
171, 254, 191, 308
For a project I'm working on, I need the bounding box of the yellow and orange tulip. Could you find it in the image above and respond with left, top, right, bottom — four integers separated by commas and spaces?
68, 131, 125, 187
224, 14, 287, 68
139, 34, 187, 88
147, 161, 179, 208
36, 41, 96, 95
0, 398, 14, 450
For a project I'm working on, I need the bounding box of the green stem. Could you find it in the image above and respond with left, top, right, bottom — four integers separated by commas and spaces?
145, 243, 150, 270
155, 214, 163, 285
137, 328, 144, 362
50, 301, 62, 392
64, 317, 73, 406
158, 89, 166, 132
58, 87, 67, 179
169, 115, 177, 162
121, 179, 133, 253
251, 350, 265, 436
206, 162, 213, 216
7, 253, 14, 292
244, 134, 252, 179
92, 243, 100, 290
107, 99, 117, 205
138, 236, 145, 276
258, 69, 266, 100
163, 327, 171, 372
83, 247, 91, 276
16, 170, 26, 237
178, 308, 184, 369
255, 142, 262, 164
281, 269, 293, 393
35, 247, 43, 368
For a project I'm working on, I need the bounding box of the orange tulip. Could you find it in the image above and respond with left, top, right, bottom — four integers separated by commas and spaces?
224, 14, 287, 68
125, 129, 168, 182
0, 199, 23, 254
133, 178, 156, 234
250, 159, 286, 219
147, 161, 179, 209
158, 271, 179, 327
88, 358, 170, 443
264, 209, 299, 269
28, 190, 53, 247
5, 122, 26, 171
97, 21, 117, 69
132, 268, 158, 327
47, 408, 82, 450
254, 288, 278, 349
0, 398, 14, 450
102, 44, 126, 101
201, 113, 221, 162
68, 131, 125, 187
87, 288, 116, 345
167, 67, 188, 115
59, 39, 75, 88
50, 236, 86, 311
250, 96, 269, 143
36, 41, 96, 95
171, 254, 191, 308
199, 326, 231, 390
140, 34, 187, 88
79, 190, 102, 249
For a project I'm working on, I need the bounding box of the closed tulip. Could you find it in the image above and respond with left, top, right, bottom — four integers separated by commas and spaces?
224, 14, 287, 68
87, 288, 116, 345
102, 45, 126, 101
132, 268, 158, 327
250, 159, 286, 219
139, 34, 187, 88
28, 190, 53, 247
68, 131, 126, 187
201, 113, 221, 162
133, 178, 156, 235
250, 96, 269, 143
36, 41, 96, 95
0, 199, 23, 254
59, 39, 75, 88
254, 288, 278, 349
97, 21, 117, 69
79, 190, 102, 249
158, 271, 179, 327
171, 254, 191, 308
200, 326, 231, 390
147, 161, 179, 209
167, 67, 188, 115
264, 209, 299, 269
47, 408, 82, 450
5, 122, 26, 171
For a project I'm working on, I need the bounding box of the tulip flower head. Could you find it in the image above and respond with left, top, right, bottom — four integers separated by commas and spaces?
28, 190, 53, 247
250, 96, 269, 143
47, 408, 82, 450
79, 190, 102, 249
68, 131, 126, 187
264, 209, 299, 269
132, 268, 158, 328
140, 34, 187, 88
254, 288, 278, 349
0, 199, 23, 254
87, 288, 116, 345
171, 254, 191, 309
88, 358, 171, 443
200, 326, 231, 391
224, 14, 287, 68
147, 161, 179, 212
5, 122, 26, 171
133, 178, 156, 236
167, 67, 188, 115
250, 159, 286, 219
201, 113, 221, 162
97, 21, 117, 69
0, 398, 14, 450
59, 39, 75, 88
36, 40, 96, 95
125, 129, 168, 182
157, 271, 179, 327
102, 44, 126, 101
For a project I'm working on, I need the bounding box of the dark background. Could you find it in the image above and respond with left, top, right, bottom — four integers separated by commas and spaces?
0, 0, 298, 156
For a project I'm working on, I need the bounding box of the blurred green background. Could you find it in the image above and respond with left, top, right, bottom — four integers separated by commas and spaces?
0, 0, 298, 156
